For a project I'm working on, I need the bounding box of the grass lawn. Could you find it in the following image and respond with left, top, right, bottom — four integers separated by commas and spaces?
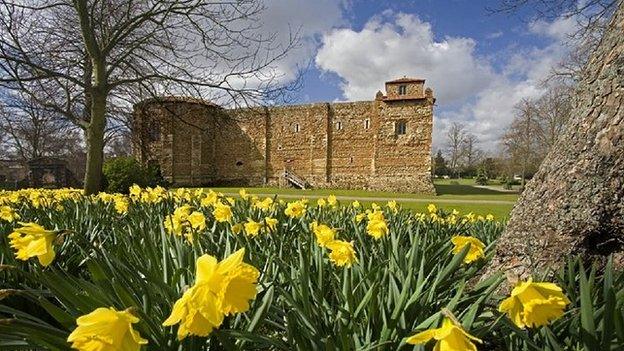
207, 178, 519, 220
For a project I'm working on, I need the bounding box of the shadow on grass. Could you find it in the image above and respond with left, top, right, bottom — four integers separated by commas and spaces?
434, 184, 511, 196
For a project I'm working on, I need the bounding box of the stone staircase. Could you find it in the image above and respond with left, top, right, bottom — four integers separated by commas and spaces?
283, 170, 308, 189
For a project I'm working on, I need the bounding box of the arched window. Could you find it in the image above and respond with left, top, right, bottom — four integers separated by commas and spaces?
335, 121, 342, 130
395, 120, 407, 135
293, 123, 300, 133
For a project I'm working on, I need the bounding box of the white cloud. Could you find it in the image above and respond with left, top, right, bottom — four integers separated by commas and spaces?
316, 12, 495, 103
315, 11, 575, 151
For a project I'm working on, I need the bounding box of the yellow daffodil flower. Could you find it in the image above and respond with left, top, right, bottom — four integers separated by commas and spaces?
244, 218, 262, 237
406, 317, 481, 351
68, 307, 147, 351
284, 201, 306, 218
8, 222, 56, 266
326, 240, 357, 267
451, 236, 485, 263
311, 222, 336, 247
499, 279, 570, 329
0, 206, 20, 222
163, 249, 259, 339
213, 202, 233, 222
264, 217, 278, 231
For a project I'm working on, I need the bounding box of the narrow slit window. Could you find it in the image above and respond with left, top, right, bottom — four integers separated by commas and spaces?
364, 119, 370, 129
335, 121, 342, 130
395, 120, 407, 135
293, 123, 300, 133
398, 85, 407, 95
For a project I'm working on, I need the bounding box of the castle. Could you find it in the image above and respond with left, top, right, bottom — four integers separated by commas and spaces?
132, 77, 436, 194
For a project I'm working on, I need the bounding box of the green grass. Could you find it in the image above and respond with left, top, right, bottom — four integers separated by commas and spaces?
206, 179, 518, 219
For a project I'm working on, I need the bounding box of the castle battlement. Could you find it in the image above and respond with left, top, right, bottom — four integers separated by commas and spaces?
132, 78, 436, 194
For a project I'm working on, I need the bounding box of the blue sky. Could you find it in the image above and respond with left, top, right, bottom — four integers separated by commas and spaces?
260, 0, 576, 151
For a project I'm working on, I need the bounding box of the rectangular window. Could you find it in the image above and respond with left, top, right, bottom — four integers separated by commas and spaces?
395, 121, 407, 135
364, 119, 370, 129
398, 85, 407, 95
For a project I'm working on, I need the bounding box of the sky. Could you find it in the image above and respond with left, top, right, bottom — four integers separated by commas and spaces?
257, 0, 578, 152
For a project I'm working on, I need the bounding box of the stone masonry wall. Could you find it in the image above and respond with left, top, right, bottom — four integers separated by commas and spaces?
132, 79, 436, 194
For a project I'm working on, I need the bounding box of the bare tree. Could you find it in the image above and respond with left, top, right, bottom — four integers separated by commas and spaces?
500, 83, 573, 184
445, 122, 466, 178
461, 133, 483, 175
0, 0, 299, 194
492, 0, 618, 80
0, 92, 74, 162
533, 84, 573, 154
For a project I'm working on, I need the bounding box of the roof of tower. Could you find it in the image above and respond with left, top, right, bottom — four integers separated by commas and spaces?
386, 77, 425, 84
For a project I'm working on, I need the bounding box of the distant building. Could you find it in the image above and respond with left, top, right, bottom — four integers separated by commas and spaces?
0, 157, 78, 189
133, 77, 436, 194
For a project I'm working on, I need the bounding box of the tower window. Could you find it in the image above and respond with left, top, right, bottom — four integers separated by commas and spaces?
364, 119, 370, 129
398, 85, 407, 95
395, 120, 407, 135
293, 123, 300, 133
335, 121, 342, 130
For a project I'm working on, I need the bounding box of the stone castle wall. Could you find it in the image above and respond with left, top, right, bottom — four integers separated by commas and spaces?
133, 79, 436, 194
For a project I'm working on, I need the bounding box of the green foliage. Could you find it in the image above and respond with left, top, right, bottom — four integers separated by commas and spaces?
1, 190, 622, 350
475, 168, 488, 186
102, 157, 165, 193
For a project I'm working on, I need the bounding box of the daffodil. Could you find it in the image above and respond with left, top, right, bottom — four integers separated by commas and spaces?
213, 202, 233, 222
0, 205, 20, 222
239, 188, 249, 200
254, 197, 273, 211
285, 201, 306, 218
499, 279, 570, 328
311, 221, 336, 247
264, 217, 278, 231
327, 195, 337, 207
354, 213, 366, 223
200, 191, 219, 207
352, 200, 360, 208
244, 218, 262, 237
427, 203, 437, 213
188, 211, 206, 231
451, 236, 485, 263
406, 317, 481, 351
326, 240, 357, 267
129, 184, 142, 200
387, 200, 398, 212
67, 307, 147, 351
8, 222, 56, 266
317, 198, 326, 207
113, 196, 129, 214
230, 223, 243, 235
163, 249, 259, 339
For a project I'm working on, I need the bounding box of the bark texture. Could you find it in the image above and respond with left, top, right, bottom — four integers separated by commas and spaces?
486, 3, 624, 283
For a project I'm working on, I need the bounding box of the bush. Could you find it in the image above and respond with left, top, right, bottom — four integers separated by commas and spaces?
475, 168, 488, 185
102, 157, 165, 193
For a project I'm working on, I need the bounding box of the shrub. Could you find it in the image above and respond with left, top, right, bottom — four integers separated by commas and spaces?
102, 157, 165, 193
475, 168, 488, 185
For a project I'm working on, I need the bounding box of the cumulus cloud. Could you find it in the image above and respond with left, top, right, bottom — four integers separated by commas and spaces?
316, 12, 495, 103
315, 11, 577, 151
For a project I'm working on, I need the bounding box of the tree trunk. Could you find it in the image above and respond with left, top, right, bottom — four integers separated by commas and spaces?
83, 91, 107, 195
486, 4, 624, 283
